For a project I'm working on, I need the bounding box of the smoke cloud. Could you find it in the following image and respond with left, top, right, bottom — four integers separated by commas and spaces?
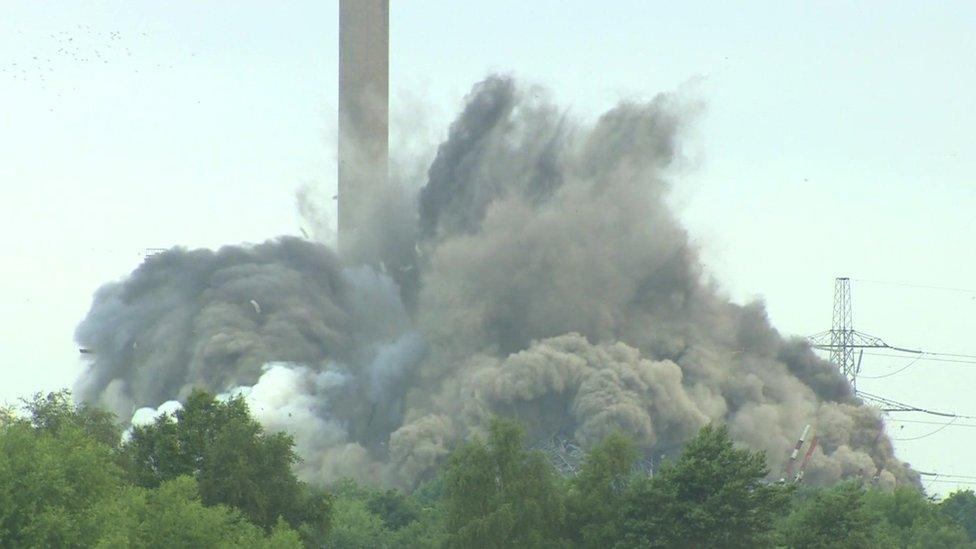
75, 76, 917, 488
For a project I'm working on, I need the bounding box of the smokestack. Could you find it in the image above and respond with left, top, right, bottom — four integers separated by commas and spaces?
338, 0, 390, 253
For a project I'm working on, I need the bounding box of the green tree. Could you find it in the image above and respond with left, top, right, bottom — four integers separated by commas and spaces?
0, 391, 303, 548
388, 505, 448, 549
22, 389, 122, 449
123, 389, 331, 542
0, 405, 123, 547
323, 479, 447, 549
942, 490, 976, 542
778, 482, 883, 549
91, 476, 304, 548
442, 419, 567, 548
368, 488, 422, 530
567, 431, 638, 547
324, 495, 393, 549
864, 486, 971, 548
616, 423, 791, 548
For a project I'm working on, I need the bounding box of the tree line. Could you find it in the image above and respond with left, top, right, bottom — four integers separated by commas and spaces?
2, 389, 974, 548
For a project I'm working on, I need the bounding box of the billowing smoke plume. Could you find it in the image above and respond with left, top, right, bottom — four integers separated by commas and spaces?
75, 76, 916, 488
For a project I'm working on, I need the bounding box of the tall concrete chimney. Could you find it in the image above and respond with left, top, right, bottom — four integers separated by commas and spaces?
338, 0, 389, 253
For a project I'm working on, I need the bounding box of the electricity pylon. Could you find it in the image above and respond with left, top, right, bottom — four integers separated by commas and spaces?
808, 277, 889, 388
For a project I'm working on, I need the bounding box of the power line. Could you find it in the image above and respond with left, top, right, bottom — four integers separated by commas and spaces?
919, 471, 976, 481
922, 479, 976, 486
859, 355, 924, 379
856, 391, 976, 419
858, 350, 976, 379
919, 350, 976, 360
853, 278, 976, 295
863, 352, 976, 366
917, 471, 976, 492
922, 473, 942, 492
889, 418, 976, 429
890, 417, 958, 441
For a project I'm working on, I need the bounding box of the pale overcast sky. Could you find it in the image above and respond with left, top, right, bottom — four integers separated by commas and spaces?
1, 1, 974, 494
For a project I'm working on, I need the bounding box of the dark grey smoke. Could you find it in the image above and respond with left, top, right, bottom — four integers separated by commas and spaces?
76, 238, 347, 409
419, 77, 567, 241
75, 75, 916, 488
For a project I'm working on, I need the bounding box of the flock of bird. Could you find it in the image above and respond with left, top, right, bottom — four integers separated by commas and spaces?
3, 24, 175, 96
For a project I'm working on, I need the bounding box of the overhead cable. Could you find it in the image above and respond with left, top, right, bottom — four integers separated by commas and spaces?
859, 355, 924, 379
888, 418, 976, 429
863, 352, 976, 366
853, 278, 976, 295
890, 417, 958, 441
857, 391, 976, 419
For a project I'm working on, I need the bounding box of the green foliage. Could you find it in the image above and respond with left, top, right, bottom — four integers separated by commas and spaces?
6, 389, 975, 549
779, 482, 972, 549
0, 418, 122, 547
321, 480, 445, 549
442, 419, 567, 548
942, 490, 976, 541
91, 476, 304, 548
325, 496, 393, 548
413, 476, 446, 507
369, 488, 423, 530
22, 389, 122, 448
388, 505, 448, 549
0, 392, 302, 548
616, 423, 792, 548
864, 486, 971, 548
777, 482, 884, 548
567, 431, 637, 547
123, 389, 331, 540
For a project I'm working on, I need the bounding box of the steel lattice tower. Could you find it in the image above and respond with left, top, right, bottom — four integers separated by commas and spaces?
809, 277, 890, 388
830, 278, 856, 383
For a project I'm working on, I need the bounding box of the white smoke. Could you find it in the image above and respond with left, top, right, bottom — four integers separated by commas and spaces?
131, 399, 182, 427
